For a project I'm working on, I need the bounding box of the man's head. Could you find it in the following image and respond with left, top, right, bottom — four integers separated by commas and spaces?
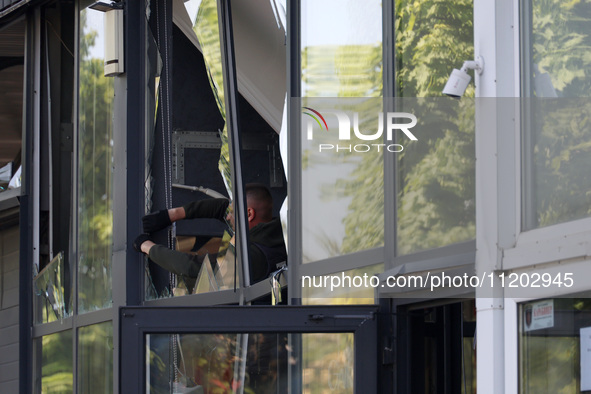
225, 183, 273, 230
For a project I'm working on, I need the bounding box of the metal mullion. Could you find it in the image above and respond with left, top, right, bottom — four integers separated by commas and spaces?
143, 288, 242, 307
354, 315, 379, 393
287, 0, 302, 304
75, 308, 113, 328
383, 0, 397, 271
298, 247, 384, 278
32, 317, 74, 337
125, 0, 146, 307
72, 2, 82, 392
21, 9, 41, 394
217, 0, 248, 297
286, 5, 302, 393
390, 240, 476, 268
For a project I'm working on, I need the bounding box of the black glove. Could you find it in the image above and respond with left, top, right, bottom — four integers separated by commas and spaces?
142, 209, 172, 233
133, 233, 152, 253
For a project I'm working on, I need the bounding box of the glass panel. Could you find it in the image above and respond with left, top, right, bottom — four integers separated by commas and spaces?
521, 0, 591, 229
34, 252, 72, 324
519, 297, 591, 393
302, 333, 354, 393
395, 0, 475, 255
78, 322, 113, 394
191, 0, 231, 190
77, 6, 114, 312
522, 98, 591, 229
395, 0, 474, 98
39, 330, 73, 393
146, 332, 354, 393
396, 98, 475, 255
300, 97, 384, 262
301, 0, 382, 97
147, 333, 288, 393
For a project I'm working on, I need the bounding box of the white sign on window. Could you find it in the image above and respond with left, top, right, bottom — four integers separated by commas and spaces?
580, 327, 591, 391
523, 299, 554, 332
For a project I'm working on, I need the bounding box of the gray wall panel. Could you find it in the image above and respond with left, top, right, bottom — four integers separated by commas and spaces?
0, 325, 18, 347
0, 225, 19, 389
0, 380, 18, 394
0, 342, 18, 363
0, 306, 18, 328
0, 361, 18, 382
2, 288, 18, 308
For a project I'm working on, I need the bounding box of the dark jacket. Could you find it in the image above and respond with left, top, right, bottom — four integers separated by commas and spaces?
170, 198, 287, 283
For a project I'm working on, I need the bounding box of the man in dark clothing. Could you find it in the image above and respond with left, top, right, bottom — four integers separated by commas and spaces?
134, 183, 287, 285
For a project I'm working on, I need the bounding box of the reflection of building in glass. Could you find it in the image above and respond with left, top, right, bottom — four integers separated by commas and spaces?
1, 0, 591, 392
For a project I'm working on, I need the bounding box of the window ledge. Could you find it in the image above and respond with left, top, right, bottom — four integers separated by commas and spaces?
503, 217, 591, 270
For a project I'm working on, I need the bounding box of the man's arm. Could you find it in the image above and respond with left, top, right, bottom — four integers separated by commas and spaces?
142, 198, 229, 233
183, 198, 229, 221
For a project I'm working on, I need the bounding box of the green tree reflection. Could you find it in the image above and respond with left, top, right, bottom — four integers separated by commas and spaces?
395, 0, 475, 254
303, 0, 475, 256
526, 0, 591, 228
41, 331, 73, 393
77, 9, 114, 311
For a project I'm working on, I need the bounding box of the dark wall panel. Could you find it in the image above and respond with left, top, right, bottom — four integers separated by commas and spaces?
0, 224, 19, 392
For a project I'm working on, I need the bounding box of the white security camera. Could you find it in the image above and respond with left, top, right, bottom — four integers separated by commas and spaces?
442, 56, 484, 97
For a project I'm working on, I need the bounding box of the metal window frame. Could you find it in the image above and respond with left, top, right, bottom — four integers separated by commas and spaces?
120, 305, 379, 393
288, 0, 478, 305
25, 0, 139, 392
286, 0, 302, 303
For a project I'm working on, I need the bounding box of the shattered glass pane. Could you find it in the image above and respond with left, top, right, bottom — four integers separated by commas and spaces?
189, 0, 232, 195
168, 230, 238, 296
143, 8, 166, 301
191, 230, 238, 294
34, 252, 72, 324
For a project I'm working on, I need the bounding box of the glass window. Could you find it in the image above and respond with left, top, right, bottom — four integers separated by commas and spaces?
77, 5, 114, 312
146, 331, 354, 393
299, 1, 383, 263
519, 297, 591, 393
144, 0, 242, 300
302, 333, 354, 393
143, 0, 288, 299
395, 1, 475, 255
147, 333, 289, 393
300, 97, 384, 263
39, 330, 73, 393
301, 0, 382, 98
78, 322, 113, 393
521, 0, 591, 230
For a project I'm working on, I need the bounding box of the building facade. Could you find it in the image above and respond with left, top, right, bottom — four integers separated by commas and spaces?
0, 0, 590, 393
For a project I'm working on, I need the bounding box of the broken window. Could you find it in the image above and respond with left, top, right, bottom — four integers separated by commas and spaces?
143, 0, 287, 301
